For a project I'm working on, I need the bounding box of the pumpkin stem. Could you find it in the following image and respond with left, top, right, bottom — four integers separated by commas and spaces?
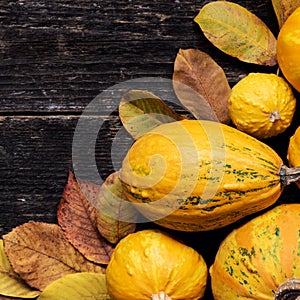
270, 110, 281, 122
279, 165, 300, 187
151, 291, 172, 300
275, 278, 300, 300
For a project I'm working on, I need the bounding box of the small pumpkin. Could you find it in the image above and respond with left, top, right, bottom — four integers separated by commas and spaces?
119, 119, 300, 231
210, 204, 300, 299
287, 125, 300, 188
228, 73, 296, 139
106, 229, 208, 300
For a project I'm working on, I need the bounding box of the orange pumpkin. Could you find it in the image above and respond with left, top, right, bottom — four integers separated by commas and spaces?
210, 204, 300, 299
106, 229, 208, 300
277, 7, 300, 92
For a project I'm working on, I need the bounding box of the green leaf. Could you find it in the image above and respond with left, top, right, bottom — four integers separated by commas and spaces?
271, 0, 300, 28
119, 90, 186, 139
194, 1, 277, 66
96, 172, 138, 244
38, 273, 110, 300
0, 239, 40, 298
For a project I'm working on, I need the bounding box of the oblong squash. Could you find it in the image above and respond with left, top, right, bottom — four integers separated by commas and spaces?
210, 204, 300, 299
119, 120, 299, 231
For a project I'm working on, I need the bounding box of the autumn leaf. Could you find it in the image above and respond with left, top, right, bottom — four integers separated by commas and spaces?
194, 1, 277, 66
96, 172, 138, 244
57, 171, 114, 265
173, 48, 230, 124
119, 89, 186, 139
271, 0, 300, 28
38, 273, 110, 300
2, 222, 105, 291
0, 240, 40, 298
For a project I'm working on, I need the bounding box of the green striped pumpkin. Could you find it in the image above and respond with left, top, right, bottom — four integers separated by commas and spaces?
119, 120, 299, 231
210, 204, 300, 299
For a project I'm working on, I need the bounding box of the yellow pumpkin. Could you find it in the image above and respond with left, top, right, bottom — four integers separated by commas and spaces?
228, 73, 296, 139
106, 229, 208, 300
277, 7, 300, 92
119, 119, 300, 231
287, 125, 300, 188
210, 204, 300, 299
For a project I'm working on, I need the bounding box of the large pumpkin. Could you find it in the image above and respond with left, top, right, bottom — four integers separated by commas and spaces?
210, 204, 300, 299
119, 120, 300, 231
106, 229, 208, 300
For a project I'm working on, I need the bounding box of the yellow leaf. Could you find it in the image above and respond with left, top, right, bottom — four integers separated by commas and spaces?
194, 1, 277, 66
271, 0, 300, 28
3, 222, 105, 291
38, 273, 110, 300
0, 240, 40, 298
119, 90, 186, 139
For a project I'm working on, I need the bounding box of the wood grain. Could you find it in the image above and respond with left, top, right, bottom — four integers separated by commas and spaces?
0, 1, 299, 298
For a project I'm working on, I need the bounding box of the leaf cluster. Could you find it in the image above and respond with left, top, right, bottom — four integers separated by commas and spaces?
0, 171, 139, 299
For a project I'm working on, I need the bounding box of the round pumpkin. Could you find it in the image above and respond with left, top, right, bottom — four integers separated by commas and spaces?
210, 204, 300, 299
277, 7, 300, 92
228, 73, 296, 139
106, 229, 208, 300
287, 125, 300, 188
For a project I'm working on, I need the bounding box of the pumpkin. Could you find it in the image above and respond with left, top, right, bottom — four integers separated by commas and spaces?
228, 73, 296, 139
287, 125, 300, 188
119, 119, 300, 231
210, 204, 300, 299
106, 229, 208, 300
277, 7, 300, 92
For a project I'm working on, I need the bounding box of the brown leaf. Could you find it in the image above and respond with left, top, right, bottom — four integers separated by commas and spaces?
173, 48, 230, 124
96, 172, 138, 244
2, 222, 105, 291
57, 171, 114, 265
271, 0, 300, 28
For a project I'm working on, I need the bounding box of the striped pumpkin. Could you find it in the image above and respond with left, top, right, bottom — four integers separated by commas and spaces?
210, 204, 300, 299
120, 120, 300, 231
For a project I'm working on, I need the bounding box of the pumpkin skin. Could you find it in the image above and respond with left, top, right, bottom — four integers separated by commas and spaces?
106, 229, 208, 300
210, 204, 300, 299
120, 119, 284, 231
277, 7, 300, 92
287, 125, 300, 188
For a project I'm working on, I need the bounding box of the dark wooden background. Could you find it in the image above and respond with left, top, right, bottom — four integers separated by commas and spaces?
1, 1, 299, 298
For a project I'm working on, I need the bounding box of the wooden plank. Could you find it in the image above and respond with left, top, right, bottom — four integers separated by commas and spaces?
0, 0, 278, 112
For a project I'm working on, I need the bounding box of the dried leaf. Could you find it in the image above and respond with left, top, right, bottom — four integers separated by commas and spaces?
194, 1, 277, 66
2, 222, 105, 291
57, 171, 114, 265
173, 48, 230, 123
119, 89, 186, 139
271, 0, 300, 28
0, 240, 40, 298
96, 172, 138, 244
38, 273, 110, 300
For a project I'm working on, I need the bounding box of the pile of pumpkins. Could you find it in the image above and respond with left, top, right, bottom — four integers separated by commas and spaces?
105, 7, 300, 300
